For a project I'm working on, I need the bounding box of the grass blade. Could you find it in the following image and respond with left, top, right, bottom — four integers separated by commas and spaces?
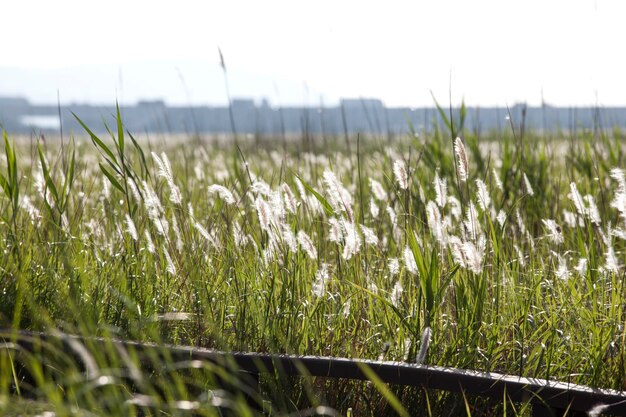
73, 112, 117, 162
99, 162, 125, 193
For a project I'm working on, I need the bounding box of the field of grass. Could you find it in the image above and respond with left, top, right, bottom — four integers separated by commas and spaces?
1, 108, 626, 416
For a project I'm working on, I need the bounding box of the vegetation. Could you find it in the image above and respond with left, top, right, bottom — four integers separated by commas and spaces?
1, 107, 625, 416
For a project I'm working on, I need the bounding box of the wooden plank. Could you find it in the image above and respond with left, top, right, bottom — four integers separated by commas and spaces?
2, 330, 625, 415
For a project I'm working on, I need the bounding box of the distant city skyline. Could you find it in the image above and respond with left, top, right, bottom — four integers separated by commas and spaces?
3, 0, 625, 107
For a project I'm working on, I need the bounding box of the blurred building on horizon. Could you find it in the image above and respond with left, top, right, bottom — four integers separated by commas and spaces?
1, 95, 624, 137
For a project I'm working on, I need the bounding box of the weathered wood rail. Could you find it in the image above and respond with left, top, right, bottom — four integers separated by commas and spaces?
1, 330, 625, 416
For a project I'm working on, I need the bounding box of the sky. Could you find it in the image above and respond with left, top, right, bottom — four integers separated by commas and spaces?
2, 0, 625, 107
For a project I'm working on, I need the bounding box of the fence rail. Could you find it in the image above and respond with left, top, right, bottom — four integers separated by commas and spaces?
1, 330, 625, 416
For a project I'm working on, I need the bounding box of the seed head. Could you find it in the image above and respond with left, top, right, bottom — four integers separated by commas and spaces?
390, 281, 403, 307
393, 160, 409, 190
522, 173, 534, 196
541, 219, 564, 245
454, 137, 468, 182
370, 178, 388, 202
208, 184, 236, 205
475, 179, 491, 211
403, 246, 418, 275
297, 230, 318, 260
416, 327, 432, 365
433, 171, 447, 208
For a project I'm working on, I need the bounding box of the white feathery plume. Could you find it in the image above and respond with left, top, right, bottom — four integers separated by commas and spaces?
611, 168, 626, 193
19, 195, 41, 225
153, 152, 182, 205
562, 209, 578, 228
255, 197, 273, 232
415, 327, 432, 365
194, 221, 211, 244
387, 206, 397, 227
584, 195, 601, 225
475, 179, 491, 211
402, 338, 412, 361
328, 217, 343, 244
568, 182, 586, 216
369, 198, 380, 219
281, 224, 298, 253
515, 209, 526, 235
208, 184, 236, 205
294, 176, 307, 200
496, 210, 506, 228
574, 258, 588, 276
125, 214, 138, 241
433, 171, 447, 208
464, 201, 481, 241
541, 219, 564, 245
323, 169, 354, 221
393, 160, 409, 190
360, 225, 379, 246
142, 180, 163, 215
194, 162, 204, 181
101, 174, 110, 200
390, 281, 403, 307
306, 195, 323, 215
341, 220, 361, 260
342, 299, 351, 318
144, 229, 155, 254
611, 191, 626, 223
461, 239, 485, 274
297, 230, 318, 260
447, 196, 462, 220
195, 222, 220, 248
555, 253, 569, 280
403, 246, 418, 275
312, 264, 330, 298
388, 258, 400, 276
605, 246, 619, 273
611, 170, 626, 223
600, 223, 610, 246
142, 180, 168, 236
251, 179, 272, 196
282, 183, 298, 214
613, 228, 626, 241
492, 168, 503, 191
269, 190, 285, 222
127, 178, 142, 205
262, 240, 276, 266
262, 246, 275, 265
426, 201, 446, 245
454, 137, 468, 182
163, 246, 176, 275
61, 214, 69, 233
522, 172, 534, 196
526, 230, 535, 250
370, 178, 388, 202
448, 236, 466, 268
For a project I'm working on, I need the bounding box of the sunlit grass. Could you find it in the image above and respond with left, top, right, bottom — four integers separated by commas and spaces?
1, 108, 625, 415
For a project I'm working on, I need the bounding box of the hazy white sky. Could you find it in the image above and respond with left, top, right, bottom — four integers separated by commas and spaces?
3, 0, 625, 107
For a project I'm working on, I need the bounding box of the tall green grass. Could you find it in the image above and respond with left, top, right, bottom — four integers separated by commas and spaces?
0, 108, 625, 415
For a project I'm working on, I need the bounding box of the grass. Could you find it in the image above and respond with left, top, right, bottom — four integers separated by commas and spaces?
0, 107, 626, 415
